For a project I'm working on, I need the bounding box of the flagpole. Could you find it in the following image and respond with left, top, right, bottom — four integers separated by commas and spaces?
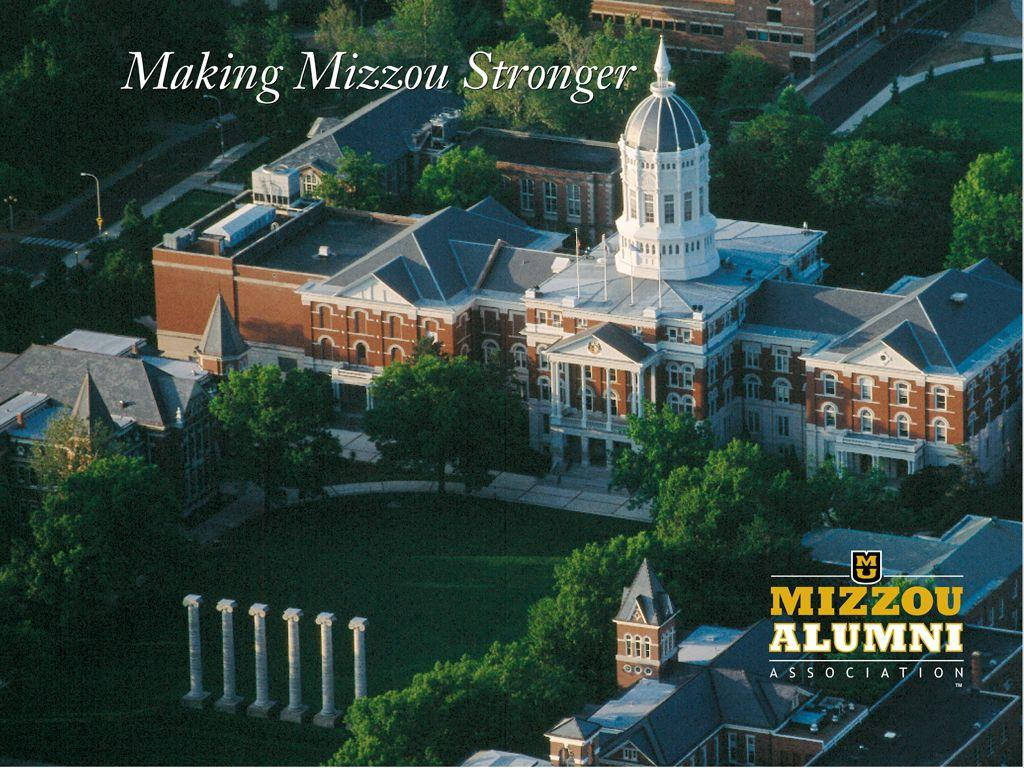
575, 228, 581, 300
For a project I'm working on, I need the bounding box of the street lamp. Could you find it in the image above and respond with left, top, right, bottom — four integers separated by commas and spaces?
203, 94, 226, 155
3, 194, 15, 231
80, 172, 103, 233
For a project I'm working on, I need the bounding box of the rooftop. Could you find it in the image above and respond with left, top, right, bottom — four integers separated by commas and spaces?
461, 127, 619, 173
461, 750, 546, 766
675, 625, 745, 665
53, 330, 148, 357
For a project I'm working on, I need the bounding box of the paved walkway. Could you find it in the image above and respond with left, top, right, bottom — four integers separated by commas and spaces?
836, 52, 1022, 132
961, 31, 1022, 48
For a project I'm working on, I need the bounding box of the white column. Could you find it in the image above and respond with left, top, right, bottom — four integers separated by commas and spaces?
246, 603, 278, 718
580, 364, 588, 428
649, 364, 657, 406
551, 359, 561, 424
349, 616, 368, 700
181, 594, 210, 708
280, 608, 308, 722
605, 367, 612, 430
313, 612, 341, 727
214, 598, 243, 713
637, 369, 646, 415
631, 372, 639, 415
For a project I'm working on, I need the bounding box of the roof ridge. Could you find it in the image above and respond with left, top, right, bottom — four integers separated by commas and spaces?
911, 295, 955, 368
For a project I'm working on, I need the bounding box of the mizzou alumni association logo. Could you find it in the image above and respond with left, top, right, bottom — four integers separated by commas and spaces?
850, 550, 882, 585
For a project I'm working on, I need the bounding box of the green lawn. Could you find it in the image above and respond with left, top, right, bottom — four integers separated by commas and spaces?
874, 61, 1022, 150
154, 190, 233, 232
0, 494, 642, 765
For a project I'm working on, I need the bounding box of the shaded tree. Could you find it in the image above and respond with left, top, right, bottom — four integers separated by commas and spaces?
317, 147, 389, 211
414, 146, 502, 211
717, 44, 779, 111
30, 411, 116, 490
505, 0, 591, 43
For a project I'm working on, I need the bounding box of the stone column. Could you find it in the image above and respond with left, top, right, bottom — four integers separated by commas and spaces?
649, 364, 657, 406
313, 612, 341, 727
214, 598, 244, 713
580, 364, 588, 428
605, 367, 612, 430
550, 359, 560, 424
181, 594, 210, 708
280, 608, 308, 722
246, 603, 278, 718
349, 616, 368, 700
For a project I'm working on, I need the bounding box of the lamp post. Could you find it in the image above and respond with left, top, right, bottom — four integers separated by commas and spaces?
203, 94, 226, 156
80, 172, 102, 233
3, 194, 15, 231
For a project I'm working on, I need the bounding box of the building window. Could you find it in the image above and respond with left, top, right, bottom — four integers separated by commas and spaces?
551, 312, 561, 326
388, 345, 403, 364
682, 364, 695, 388
745, 735, 756, 765
822, 372, 837, 396
628, 188, 637, 219
933, 387, 947, 410
968, 380, 977, 406
567, 183, 581, 219
511, 343, 527, 370
776, 414, 790, 437
968, 412, 978, 437
643, 192, 655, 223
422, 320, 438, 341
933, 419, 948, 443
744, 347, 760, 369
745, 410, 761, 433
858, 376, 872, 401
353, 342, 368, 366
584, 387, 596, 412
351, 310, 366, 334
519, 178, 534, 212
683, 191, 693, 221
538, 376, 551, 401
774, 379, 791, 404
543, 181, 557, 216
642, 636, 651, 658
896, 413, 910, 438
664, 194, 675, 224
699, 187, 705, 215
728, 733, 737, 764
766, 7, 781, 22
622, 746, 639, 762
624, 633, 633, 656
859, 408, 873, 434
744, 375, 761, 400
668, 362, 681, 388
773, 347, 790, 372
823, 403, 837, 428
610, 390, 620, 416
895, 381, 910, 405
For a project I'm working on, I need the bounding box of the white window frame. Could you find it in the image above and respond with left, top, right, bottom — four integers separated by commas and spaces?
858, 376, 872, 401
511, 343, 527, 370
933, 418, 948, 443
823, 403, 837, 428
774, 378, 791, 404
933, 386, 947, 411
822, 372, 837, 397
896, 413, 910, 438
566, 183, 581, 219
543, 180, 557, 217
519, 178, 534, 212
663, 193, 675, 224
482, 339, 499, 364
773, 347, 790, 373
859, 408, 873, 434
744, 375, 761, 400
895, 381, 910, 406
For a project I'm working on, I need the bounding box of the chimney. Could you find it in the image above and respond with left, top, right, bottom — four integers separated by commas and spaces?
970, 650, 983, 690
15, 412, 25, 428
950, 292, 968, 305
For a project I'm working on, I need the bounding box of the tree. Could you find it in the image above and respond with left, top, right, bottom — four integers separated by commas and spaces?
385, 0, 464, 67
945, 149, 1022, 277
208, 365, 340, 507
717, 44, 779, 111
364, 349, 525, 492
776, 84, 810, 115
612, 404, 714, 508
414, 146, 502, 211
806, 460, 902, 532
316, 147, 389, 211
504, 0, 591, 43
30, 411, 116, 490
15, 455, 181, 631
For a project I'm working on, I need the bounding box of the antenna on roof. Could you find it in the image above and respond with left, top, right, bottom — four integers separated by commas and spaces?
575, 228, 581, 301
601, 234, 608, 302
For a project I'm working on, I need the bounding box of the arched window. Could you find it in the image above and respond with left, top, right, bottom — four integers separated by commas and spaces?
584, 387, 596, 412
537, 344, 549, 369
896, 413, 910, 438
984, 398, 993, 424
353, 342, 368, 366
823, 403, 837, 428
642, 636, 651, 659
609, 390, 620, 416
624, 634, 632, 657
822, 372, 837, 396
895, 381, 910, 406
388, 315, 401, 338
537, 376, 551, 402
933, 419, 948, 443
351, 310, 366, 334
682, 364, 694, 388
723, 378, 734, 403
1001, 385, 1009, 411
459, 343, 470, 356
859, 408, 873, 434
744, 375, 761, 400
317, 336, 335, 360
388, 345, 403, 364
968, 412, 978, 438
681, 395, 695, 416
933, 386, 947, 411
667, 362, 681, 388
858, 377, 872, 401
667, 392, 682, 414
482, 340, 499, 364
774, 378, 791, 404
511, 343, 528, 370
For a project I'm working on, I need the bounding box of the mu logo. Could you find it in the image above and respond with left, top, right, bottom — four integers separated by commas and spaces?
850, 550, 882, 585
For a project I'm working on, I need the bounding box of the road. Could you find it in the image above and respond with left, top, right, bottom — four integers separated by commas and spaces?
811, 0, 982, 130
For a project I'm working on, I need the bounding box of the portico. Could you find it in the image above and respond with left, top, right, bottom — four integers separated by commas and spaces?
829, 431, 926, 480
542, 323, 657, 467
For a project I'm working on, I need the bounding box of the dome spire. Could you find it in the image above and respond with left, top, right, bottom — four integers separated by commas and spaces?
654, 36, 671, 86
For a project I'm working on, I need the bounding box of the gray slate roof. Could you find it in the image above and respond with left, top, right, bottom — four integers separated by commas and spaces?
461, 127, 618, 173
745, 282, 902, 338
0, 345, 208, 431
803, 515, 1023, 614
615, 558, 677, 624
199, 295, 248, 359
547, 322, 654, 364
276, 88, 463, 170
545, 716, 601, 741
71, 370, 115, 434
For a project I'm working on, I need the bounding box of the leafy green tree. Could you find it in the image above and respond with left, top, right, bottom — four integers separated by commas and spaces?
316, 0, 378, 57
329, 642, 574, 765
806, 460, 901, 532
385, 0, 464, 67
776, 84, 810, 114
15, 455, 181, 631
945, 149, 1022, 277
612, 404, 714, 508
364, 349, 525, 492
30, 411, 116, 490
414, 146, 502, 211
209, 365, 340, 507
505, 0, 591, 43
317, 147, 389, 211
717, 44, 779, 111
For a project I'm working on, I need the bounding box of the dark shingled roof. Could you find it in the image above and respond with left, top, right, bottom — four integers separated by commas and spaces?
198, 295, 248, 360
615, 558, 677, 625
276, 88, 463, 170
745, 282, 902, 337
545, 716, 600, 741
461, 127, 619, 173
546, 323, 655, 365
70, 370, 115, 434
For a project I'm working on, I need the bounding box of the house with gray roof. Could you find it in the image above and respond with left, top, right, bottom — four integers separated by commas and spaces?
0, 333, 217, 512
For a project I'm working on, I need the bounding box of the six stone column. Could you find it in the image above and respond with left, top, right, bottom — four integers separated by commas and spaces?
181, 594, 365, 726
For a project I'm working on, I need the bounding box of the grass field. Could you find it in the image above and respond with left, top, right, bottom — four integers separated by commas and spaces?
154, 190, 234, 232
873, 60, 1022, 150
0, 494, 642, 765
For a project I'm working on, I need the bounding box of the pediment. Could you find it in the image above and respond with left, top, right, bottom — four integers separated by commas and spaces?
844, 341, 921, 372
340, 275, 414, 306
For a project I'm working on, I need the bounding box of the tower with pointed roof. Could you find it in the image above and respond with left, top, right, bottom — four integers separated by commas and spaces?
615, 37, 719, 282
196, 294, 248, 375
71, 370, 115, 435
614, 558, 679, 689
